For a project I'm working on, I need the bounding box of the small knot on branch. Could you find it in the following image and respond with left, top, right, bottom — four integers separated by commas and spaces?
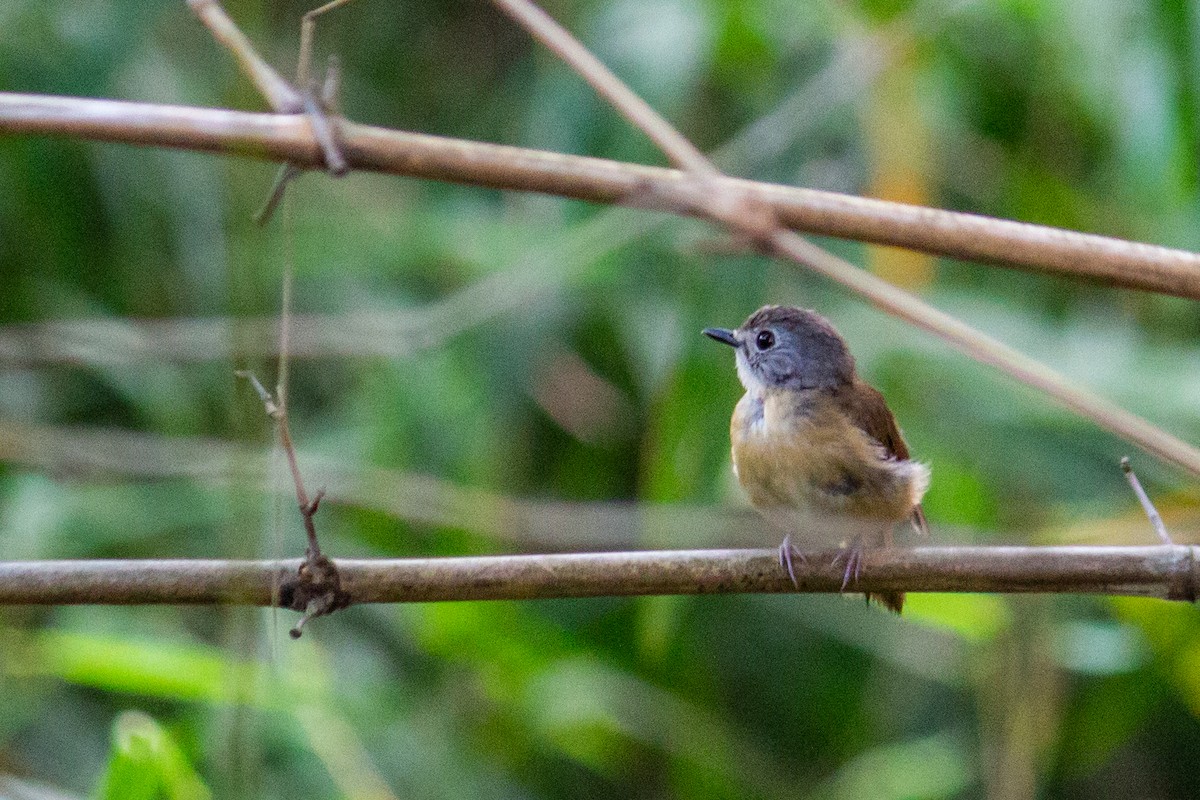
280, 553, 351, 638
300, 85, 347, 178
1166, 545, 1200, 603
304, 487, 326, 519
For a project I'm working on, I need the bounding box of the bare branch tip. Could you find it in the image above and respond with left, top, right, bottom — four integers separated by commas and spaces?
235, 370, 282, 417
1122, 456, 1173, 545
254, 164, 301, 226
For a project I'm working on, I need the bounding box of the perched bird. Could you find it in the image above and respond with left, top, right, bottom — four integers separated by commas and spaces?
704, 305, 929, 613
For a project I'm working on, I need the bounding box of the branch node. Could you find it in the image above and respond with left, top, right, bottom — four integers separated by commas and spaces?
191, 0, 349, 227
300, 88, 348, 177
282, 552, 352, 638
306, 487, 327, 516
699, 184, 780, 254
235, 370, 282, 419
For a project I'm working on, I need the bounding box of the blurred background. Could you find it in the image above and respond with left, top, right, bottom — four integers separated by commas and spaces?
3, 0, 1200, 796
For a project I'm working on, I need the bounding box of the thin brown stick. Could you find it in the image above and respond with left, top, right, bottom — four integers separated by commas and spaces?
237, 369, 345, 636
236, 371, 310, 514
298, 0, 357, 88
3, 92, 1197, 299
186, 0, 303, 113
0, 420, 1192, 604
0, 546, 1196, 605
490, 0, 712, 174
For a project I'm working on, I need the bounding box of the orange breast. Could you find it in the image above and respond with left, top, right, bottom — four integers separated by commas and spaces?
731, 390, 921, 524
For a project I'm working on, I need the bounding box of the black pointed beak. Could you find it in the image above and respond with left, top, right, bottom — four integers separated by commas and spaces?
703, 327, 738, 347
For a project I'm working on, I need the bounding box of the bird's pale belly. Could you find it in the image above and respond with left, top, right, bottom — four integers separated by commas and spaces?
730, 391, 922, 525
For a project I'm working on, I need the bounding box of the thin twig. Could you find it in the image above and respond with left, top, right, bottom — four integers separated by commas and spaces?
186, 0, 304, 113
301, 89, 347, 177
235, 369, 314, 547
298, 0, 357, 88
3, 92, 1198, 299
1121, 457, 1173, 545
490, 0, 713, 174
237, 368, 348, 636
254, 163, 302, 225
0, 547, 1197, 605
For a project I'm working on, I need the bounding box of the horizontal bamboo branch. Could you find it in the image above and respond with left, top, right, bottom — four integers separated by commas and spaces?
3, 91, 1199, 299
0, 547, 1196, 606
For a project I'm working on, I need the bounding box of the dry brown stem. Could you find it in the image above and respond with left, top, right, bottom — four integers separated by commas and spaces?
1, 92, 1197, 298
0, 546, 1195, 605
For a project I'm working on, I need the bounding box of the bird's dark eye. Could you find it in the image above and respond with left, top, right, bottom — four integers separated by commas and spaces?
755, 330, 775, 350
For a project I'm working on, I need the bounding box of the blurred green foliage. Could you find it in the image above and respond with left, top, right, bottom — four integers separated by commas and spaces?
2, 0, 1200, 796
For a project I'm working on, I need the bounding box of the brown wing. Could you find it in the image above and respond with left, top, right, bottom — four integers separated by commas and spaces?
832, 380, 909, 460
832, 380, 928, 536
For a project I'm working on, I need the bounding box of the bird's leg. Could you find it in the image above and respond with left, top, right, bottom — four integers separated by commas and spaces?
778, 534, 807, 589
831, 535, 865, 592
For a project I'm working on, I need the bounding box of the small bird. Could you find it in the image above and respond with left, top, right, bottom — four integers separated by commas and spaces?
704, 305, 929, 613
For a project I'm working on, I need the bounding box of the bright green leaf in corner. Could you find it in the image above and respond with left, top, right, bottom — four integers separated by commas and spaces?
902, 593, 1013, 643
96, 711, 211, 800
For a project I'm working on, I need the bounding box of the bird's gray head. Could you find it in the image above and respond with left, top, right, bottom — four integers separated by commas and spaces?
704, 305, 855, 393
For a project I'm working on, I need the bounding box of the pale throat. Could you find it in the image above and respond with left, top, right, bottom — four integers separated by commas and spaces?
734, 348, 767, 397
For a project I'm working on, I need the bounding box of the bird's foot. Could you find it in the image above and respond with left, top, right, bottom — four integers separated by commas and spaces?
831, 535, 865, 592
778, 535, 807, 589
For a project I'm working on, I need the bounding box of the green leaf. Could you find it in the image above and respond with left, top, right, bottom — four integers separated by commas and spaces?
903, 593, 1012, 643
96, 711, 211, 800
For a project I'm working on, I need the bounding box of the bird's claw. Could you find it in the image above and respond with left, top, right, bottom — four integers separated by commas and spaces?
831, 536, 865, 592
778, 535, 806, 589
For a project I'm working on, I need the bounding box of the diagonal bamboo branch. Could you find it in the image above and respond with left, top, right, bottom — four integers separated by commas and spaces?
2, 91, 1198, 300
0, 546, 1196, 605
484, 0, 1200, 479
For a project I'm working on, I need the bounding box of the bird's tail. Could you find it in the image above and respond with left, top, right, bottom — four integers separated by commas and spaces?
869, 591, 905, 614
